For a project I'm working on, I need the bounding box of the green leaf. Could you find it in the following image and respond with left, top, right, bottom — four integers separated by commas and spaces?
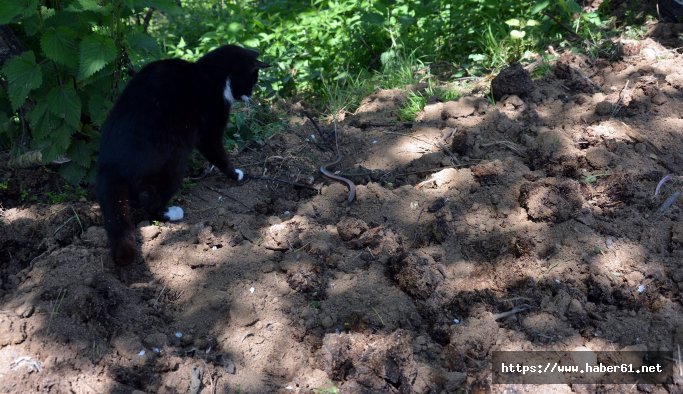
142, 0, 181, 14
526, 19, 539, 27
59, 162, 88, 185
66, 139, 94, 167
87, 94, 112, 127
78, 34, 117, 81
36, 122, 73, 163
505, 18, 521, 27
40, 27, 79, 68
126, 31, 160, 57
1, 51, 43, 111
243, 38, 260, 48
0, 0, 37, 24
46, 84, 81, 129
510, 30, 526, 39
65, 0, 111, 14
27, 102, 58, 140
530, 1, 550, 14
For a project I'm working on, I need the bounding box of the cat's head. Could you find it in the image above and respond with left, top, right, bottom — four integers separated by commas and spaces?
197, 45, 270, 105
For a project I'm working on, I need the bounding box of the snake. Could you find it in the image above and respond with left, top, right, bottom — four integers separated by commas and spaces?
320, 155, 356, 204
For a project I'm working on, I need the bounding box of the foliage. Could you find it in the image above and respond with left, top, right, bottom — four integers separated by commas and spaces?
0, 0, 628, 187
0, 0, 176, 184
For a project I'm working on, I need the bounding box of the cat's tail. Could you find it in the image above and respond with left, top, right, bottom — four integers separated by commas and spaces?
96, 170, 137, 265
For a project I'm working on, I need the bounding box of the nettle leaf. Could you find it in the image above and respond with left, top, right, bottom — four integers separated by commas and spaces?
67, 139, 94, 167
1, 51, 43, 111
40, 27, 79, 68
46, 84, 81, 129
37, 122, 73, 163
65, 0, 111, 14
143, 0, 181, 14
27, 102, 58, 140
0, 0, 37, 24
87, 94, 112, 127
78, 34, 117, 81
59, 162, 89, 185
126, 31, 160, 57
531, 1, 550, 14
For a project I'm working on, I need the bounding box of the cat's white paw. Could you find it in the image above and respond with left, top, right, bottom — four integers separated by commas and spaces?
164, 206, 184, 221
234, 168, 244, 182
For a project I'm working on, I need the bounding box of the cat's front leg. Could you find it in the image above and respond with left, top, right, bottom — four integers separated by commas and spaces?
197, 138, 245, 182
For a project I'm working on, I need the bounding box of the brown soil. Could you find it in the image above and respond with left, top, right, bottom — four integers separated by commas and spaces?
2, 29, 683, 393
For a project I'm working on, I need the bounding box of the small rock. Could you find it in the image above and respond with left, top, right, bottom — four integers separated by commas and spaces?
441, 97, 477, 119
444, 371, 467, 392
451, 129, 474, 155
267, 216, 282, 225
417, 102, 444, 122
112, 333, 143, 359
140, 225, 161, 242
217, 354, 236, 374
181, 333, 194, 347
567, 299, 586, 316
504, 94, 525, 108
665, 73, 683, 89
143, 332, 168, 349
595, 101, 613, 116
14, 303, 34, 318
585, 147, 612, 169
336, 217, 369, 241
81, 226, 108, 247
671, 269, 683, 283
571, 346, 597, 366
321, 315, 335, 329
651, 93, 667, 105
672, 222, 683, 247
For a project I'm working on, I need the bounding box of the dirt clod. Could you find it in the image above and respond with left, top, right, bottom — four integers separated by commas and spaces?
490, 62, 534, 100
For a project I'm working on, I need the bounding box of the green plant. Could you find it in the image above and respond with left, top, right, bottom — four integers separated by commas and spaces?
44, 184, 86, 203
398, 91, 427, 122
0, 1, 177, 184
582, 172, 610, 184
308, 300, 321, 309
531, 53, 557, 78
227, 101, 284, 147
19, 187, 38, 203
313, 381, 339, 394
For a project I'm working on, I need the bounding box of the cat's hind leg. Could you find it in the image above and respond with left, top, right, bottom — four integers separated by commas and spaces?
96, 171, 137, 265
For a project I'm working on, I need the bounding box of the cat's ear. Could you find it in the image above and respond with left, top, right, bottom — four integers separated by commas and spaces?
255, 60, 271, 69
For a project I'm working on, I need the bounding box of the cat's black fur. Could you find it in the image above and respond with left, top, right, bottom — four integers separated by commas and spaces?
96, 45, 268, 266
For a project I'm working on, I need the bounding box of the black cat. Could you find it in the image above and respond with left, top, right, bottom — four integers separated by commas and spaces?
96, 45, 269, 266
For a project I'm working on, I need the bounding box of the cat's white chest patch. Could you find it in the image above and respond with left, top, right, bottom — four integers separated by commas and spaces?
223, 79, 236, 105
